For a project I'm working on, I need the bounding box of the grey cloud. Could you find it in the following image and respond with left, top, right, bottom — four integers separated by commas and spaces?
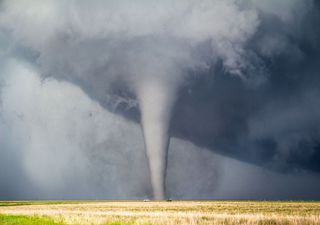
0, 0, 320, 199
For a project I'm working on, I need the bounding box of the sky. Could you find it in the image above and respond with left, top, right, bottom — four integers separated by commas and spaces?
0, 0, 320, 200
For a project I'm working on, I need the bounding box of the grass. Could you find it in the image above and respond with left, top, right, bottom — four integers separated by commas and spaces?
0, 201, 319, 225
0, 214, 64, 225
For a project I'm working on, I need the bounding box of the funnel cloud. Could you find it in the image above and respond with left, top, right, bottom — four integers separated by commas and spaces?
138, 78, 177, 199
0, 0, 320, 199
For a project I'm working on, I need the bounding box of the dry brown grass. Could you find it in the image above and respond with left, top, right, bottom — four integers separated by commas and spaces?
0, 201, 319, 225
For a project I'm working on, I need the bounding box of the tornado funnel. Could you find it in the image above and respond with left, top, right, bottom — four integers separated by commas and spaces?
137, 78, 176, 199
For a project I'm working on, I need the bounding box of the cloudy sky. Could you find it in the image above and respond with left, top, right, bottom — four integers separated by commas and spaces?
0, 0, 320, 200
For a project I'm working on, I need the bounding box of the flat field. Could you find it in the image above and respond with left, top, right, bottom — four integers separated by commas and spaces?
0, 201, 319, 225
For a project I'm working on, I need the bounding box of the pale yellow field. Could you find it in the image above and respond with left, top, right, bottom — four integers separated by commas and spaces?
0, 201, 320, 225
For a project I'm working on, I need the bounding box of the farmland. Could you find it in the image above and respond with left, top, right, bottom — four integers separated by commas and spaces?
0, 201, 319, 225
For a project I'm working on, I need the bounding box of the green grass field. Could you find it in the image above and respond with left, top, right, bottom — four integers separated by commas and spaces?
0, 200, 319, 225
0, 215, 64, 225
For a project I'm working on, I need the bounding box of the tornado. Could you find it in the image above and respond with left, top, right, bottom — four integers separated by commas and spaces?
136, 78, 177, 199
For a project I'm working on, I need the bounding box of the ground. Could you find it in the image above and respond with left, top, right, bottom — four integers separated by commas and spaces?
0, 201, 319, 225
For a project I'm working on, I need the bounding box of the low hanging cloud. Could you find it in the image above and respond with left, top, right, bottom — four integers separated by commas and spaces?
0, 60, 223, 199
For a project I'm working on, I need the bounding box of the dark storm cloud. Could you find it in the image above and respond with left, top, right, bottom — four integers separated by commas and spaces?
169, 3, 320, 173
